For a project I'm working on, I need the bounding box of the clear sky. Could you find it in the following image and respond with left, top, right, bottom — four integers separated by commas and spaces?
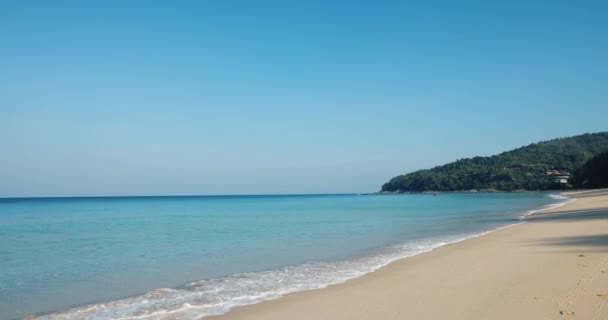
1, 1, 607, 197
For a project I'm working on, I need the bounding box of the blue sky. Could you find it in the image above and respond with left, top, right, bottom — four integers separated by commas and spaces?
1, 1, 607, 197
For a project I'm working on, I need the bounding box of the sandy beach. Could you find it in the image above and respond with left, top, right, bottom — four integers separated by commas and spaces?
211, 189, 608, 320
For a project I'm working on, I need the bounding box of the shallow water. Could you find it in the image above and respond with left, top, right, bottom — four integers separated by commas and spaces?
0, 193, 565, 320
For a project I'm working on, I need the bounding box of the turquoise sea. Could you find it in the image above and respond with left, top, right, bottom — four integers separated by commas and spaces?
0, 193, 569, 320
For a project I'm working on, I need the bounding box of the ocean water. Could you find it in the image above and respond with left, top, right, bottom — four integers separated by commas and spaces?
0, 193, 567, 320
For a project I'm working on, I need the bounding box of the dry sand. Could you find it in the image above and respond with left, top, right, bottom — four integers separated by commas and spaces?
211, 189, 608, 320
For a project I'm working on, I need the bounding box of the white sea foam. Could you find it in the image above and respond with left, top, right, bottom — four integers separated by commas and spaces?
34, 194, 571, 320
33, 233, 486, 320
548, 194, 569, 200
520, 193, 574, 218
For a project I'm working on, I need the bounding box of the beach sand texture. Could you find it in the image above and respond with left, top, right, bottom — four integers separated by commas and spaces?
212, 189, 608, 320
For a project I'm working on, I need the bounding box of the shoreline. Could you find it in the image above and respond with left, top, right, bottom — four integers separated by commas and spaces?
23, 193, 563, 320
211, 189, 608, 320
197, 193, 572, 318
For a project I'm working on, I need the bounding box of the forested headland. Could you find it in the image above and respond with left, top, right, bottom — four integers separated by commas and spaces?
381, 132, 608, 192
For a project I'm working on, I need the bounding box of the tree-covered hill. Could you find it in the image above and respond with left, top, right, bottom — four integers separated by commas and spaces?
576, 150, 608, 189
381, 132, 608, 192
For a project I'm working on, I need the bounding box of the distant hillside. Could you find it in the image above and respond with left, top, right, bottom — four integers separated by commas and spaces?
576, 150, 608, 189
381, 132, 608, 192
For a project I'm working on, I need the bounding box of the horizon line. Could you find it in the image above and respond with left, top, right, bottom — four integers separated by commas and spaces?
0, 192, 376, 200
